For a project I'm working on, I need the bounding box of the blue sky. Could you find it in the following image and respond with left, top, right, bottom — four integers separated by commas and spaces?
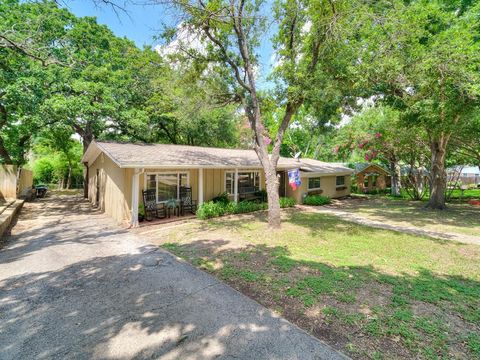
64, 1, 275, 87
64, 2, 169, 47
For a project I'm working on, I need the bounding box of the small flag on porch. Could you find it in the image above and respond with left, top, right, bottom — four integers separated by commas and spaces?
288, 169, 302, 190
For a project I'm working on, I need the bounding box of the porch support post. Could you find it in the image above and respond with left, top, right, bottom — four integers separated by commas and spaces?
234, 168, 239, 203
198, 168, 204, 205
130, 169, 141, 228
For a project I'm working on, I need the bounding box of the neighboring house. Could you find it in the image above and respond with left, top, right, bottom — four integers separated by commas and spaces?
355, 163, 391, 193
81, 141, 353, 226
447, 165, 480, 186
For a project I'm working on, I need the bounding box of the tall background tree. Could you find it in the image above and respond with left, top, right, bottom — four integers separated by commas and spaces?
352, 0, 480, 208
2, 0, 242, 192
0, 0, 73, 164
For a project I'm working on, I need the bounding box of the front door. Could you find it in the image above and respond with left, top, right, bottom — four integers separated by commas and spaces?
277, 171, 286, 197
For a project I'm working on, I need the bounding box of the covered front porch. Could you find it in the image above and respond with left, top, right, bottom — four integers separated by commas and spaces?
129, 167, 268, 227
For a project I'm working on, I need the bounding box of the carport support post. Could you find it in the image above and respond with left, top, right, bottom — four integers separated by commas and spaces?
234, 168, 239, 203
130, 169, 141, 228
83, 162, 89, 199
198, 168, 204, 205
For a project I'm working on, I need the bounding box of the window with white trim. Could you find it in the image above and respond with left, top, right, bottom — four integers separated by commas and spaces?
308, 177, 321, 190
225, 172, 234, 195
146, 172, 189, 202
336, 176, 346, 187
225, 171, 260, 195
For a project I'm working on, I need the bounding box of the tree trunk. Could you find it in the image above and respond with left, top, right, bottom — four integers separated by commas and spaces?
426, 138, 447, 209
0, 137, 13, 164
264, 163, 281, 228
66, 163, 72, 189
82, 126, 93, 154
390, 159, 401, 197
80, 123, 94, 198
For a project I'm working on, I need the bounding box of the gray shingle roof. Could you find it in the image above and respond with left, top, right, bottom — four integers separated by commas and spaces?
84, 141, 353, 174
298, 159, 353, 175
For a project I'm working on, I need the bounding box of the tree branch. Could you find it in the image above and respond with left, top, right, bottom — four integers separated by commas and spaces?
201, 24, 251, 92
0, 34, 67, 67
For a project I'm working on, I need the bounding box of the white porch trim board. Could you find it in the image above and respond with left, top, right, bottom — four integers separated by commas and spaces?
130, 168, 144, 228
198, 168, 204, 205
234, 168, 239, 203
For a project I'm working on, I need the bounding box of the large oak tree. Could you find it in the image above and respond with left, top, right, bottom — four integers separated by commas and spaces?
155, 0, 358, 227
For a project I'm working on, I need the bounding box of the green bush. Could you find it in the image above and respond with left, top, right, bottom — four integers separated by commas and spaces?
198, 197, 296, 220
350, 183, 359, 193
303, 194, 331, 206
279, 197, 296, 208
254, 189, 267, 202
365, 188, 390, 195
233, 201, 267, 214
138, 204, 145, 217
196, 201, 227, 219
211, 191, 230, 204
197, 200, 268, 219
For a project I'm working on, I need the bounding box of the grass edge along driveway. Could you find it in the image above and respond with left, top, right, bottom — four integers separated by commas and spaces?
150, 210, 480, 360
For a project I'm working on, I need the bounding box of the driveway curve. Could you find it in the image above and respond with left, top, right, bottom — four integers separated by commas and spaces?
0, 193, 346, 360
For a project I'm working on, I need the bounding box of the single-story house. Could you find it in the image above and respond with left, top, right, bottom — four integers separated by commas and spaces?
81, 141, 353, 226
355, 163, 390, 193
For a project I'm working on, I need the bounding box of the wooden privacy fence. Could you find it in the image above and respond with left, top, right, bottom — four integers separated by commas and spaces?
17, 168, 33, 198
0, 165, 33, 201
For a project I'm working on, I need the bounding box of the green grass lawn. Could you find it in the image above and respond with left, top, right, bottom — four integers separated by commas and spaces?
355, 188, 480, 202
448, 188, 480, 200
335, 197, 480, 237
152, 210, 480, 359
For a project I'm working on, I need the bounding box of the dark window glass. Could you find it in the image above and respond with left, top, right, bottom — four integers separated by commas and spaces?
238, 172, 259, 194
308, 177, 321, 189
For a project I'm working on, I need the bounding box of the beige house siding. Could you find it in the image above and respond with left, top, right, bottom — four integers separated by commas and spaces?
88, 153, 129, 224
286, 174, 351, 203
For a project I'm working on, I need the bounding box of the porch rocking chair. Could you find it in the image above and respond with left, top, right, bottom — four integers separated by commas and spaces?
142, 189, 166, 221
179, 186, 197, 215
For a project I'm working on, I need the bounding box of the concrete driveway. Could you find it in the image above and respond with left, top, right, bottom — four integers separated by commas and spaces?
0, 193, 346, 360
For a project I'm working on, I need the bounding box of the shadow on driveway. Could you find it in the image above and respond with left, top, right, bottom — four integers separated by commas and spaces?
0, 194, 344, 360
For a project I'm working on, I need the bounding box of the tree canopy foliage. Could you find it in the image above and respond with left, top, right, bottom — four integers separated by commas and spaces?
1, 0, 479, 212
352, 0, 480, 208
1, 0, 241, 167
275, 0, 480, 207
